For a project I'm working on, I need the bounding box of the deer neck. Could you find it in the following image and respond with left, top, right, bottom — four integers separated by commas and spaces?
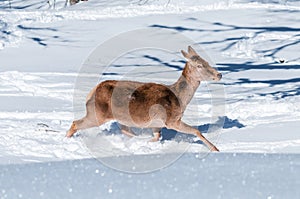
171, 62, 201, 110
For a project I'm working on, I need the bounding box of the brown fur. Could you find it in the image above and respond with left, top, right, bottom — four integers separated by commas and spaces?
66, 46, 222, 151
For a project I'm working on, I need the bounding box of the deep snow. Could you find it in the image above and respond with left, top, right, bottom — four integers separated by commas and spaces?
1, 153, 300, 199
0, 0, 300, 198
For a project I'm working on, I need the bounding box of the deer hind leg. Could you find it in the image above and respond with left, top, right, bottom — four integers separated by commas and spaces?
169, 121, 219, 152
66, 116, 99, 137
119, 124, 136, 137
149, 128, 161, 142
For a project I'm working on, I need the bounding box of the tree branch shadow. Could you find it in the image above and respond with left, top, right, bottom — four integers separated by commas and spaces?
150, 16, 300, 61
16, 24, 74, 47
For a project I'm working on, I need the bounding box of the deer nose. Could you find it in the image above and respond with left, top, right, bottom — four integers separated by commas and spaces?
217, 73, 222, 80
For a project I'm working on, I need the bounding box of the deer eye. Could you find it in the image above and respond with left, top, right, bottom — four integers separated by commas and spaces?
197, 64, 202, 68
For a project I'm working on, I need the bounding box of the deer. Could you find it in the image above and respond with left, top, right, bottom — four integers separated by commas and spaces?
66, 46, 222, 151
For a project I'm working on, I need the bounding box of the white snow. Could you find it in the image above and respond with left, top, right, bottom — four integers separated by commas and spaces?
0, 0, 299, 198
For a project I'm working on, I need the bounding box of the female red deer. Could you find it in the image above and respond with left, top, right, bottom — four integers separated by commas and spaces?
66, 46, 222, 151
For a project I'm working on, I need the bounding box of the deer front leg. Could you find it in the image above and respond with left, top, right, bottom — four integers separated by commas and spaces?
149, 128, 161, 142
119, 124, 136, 137
169, 121, 219, 152
66, 116, 98, 137
66, 122, 77, 137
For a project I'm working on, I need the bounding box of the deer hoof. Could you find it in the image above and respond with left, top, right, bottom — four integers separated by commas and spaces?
211, 146, 220, 152
65, 131, 74, 138
148, 132, 161, 142
149, 137, 160, 142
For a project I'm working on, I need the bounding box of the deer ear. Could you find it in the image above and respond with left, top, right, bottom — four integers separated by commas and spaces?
181, 50, 190, 59
188, 46, 197, 56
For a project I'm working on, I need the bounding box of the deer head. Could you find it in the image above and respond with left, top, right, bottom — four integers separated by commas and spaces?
181, 46, 222, 81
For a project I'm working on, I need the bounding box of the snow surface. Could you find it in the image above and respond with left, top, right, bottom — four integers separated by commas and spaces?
0, 0, 300, 198
1, 153, 300, 199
